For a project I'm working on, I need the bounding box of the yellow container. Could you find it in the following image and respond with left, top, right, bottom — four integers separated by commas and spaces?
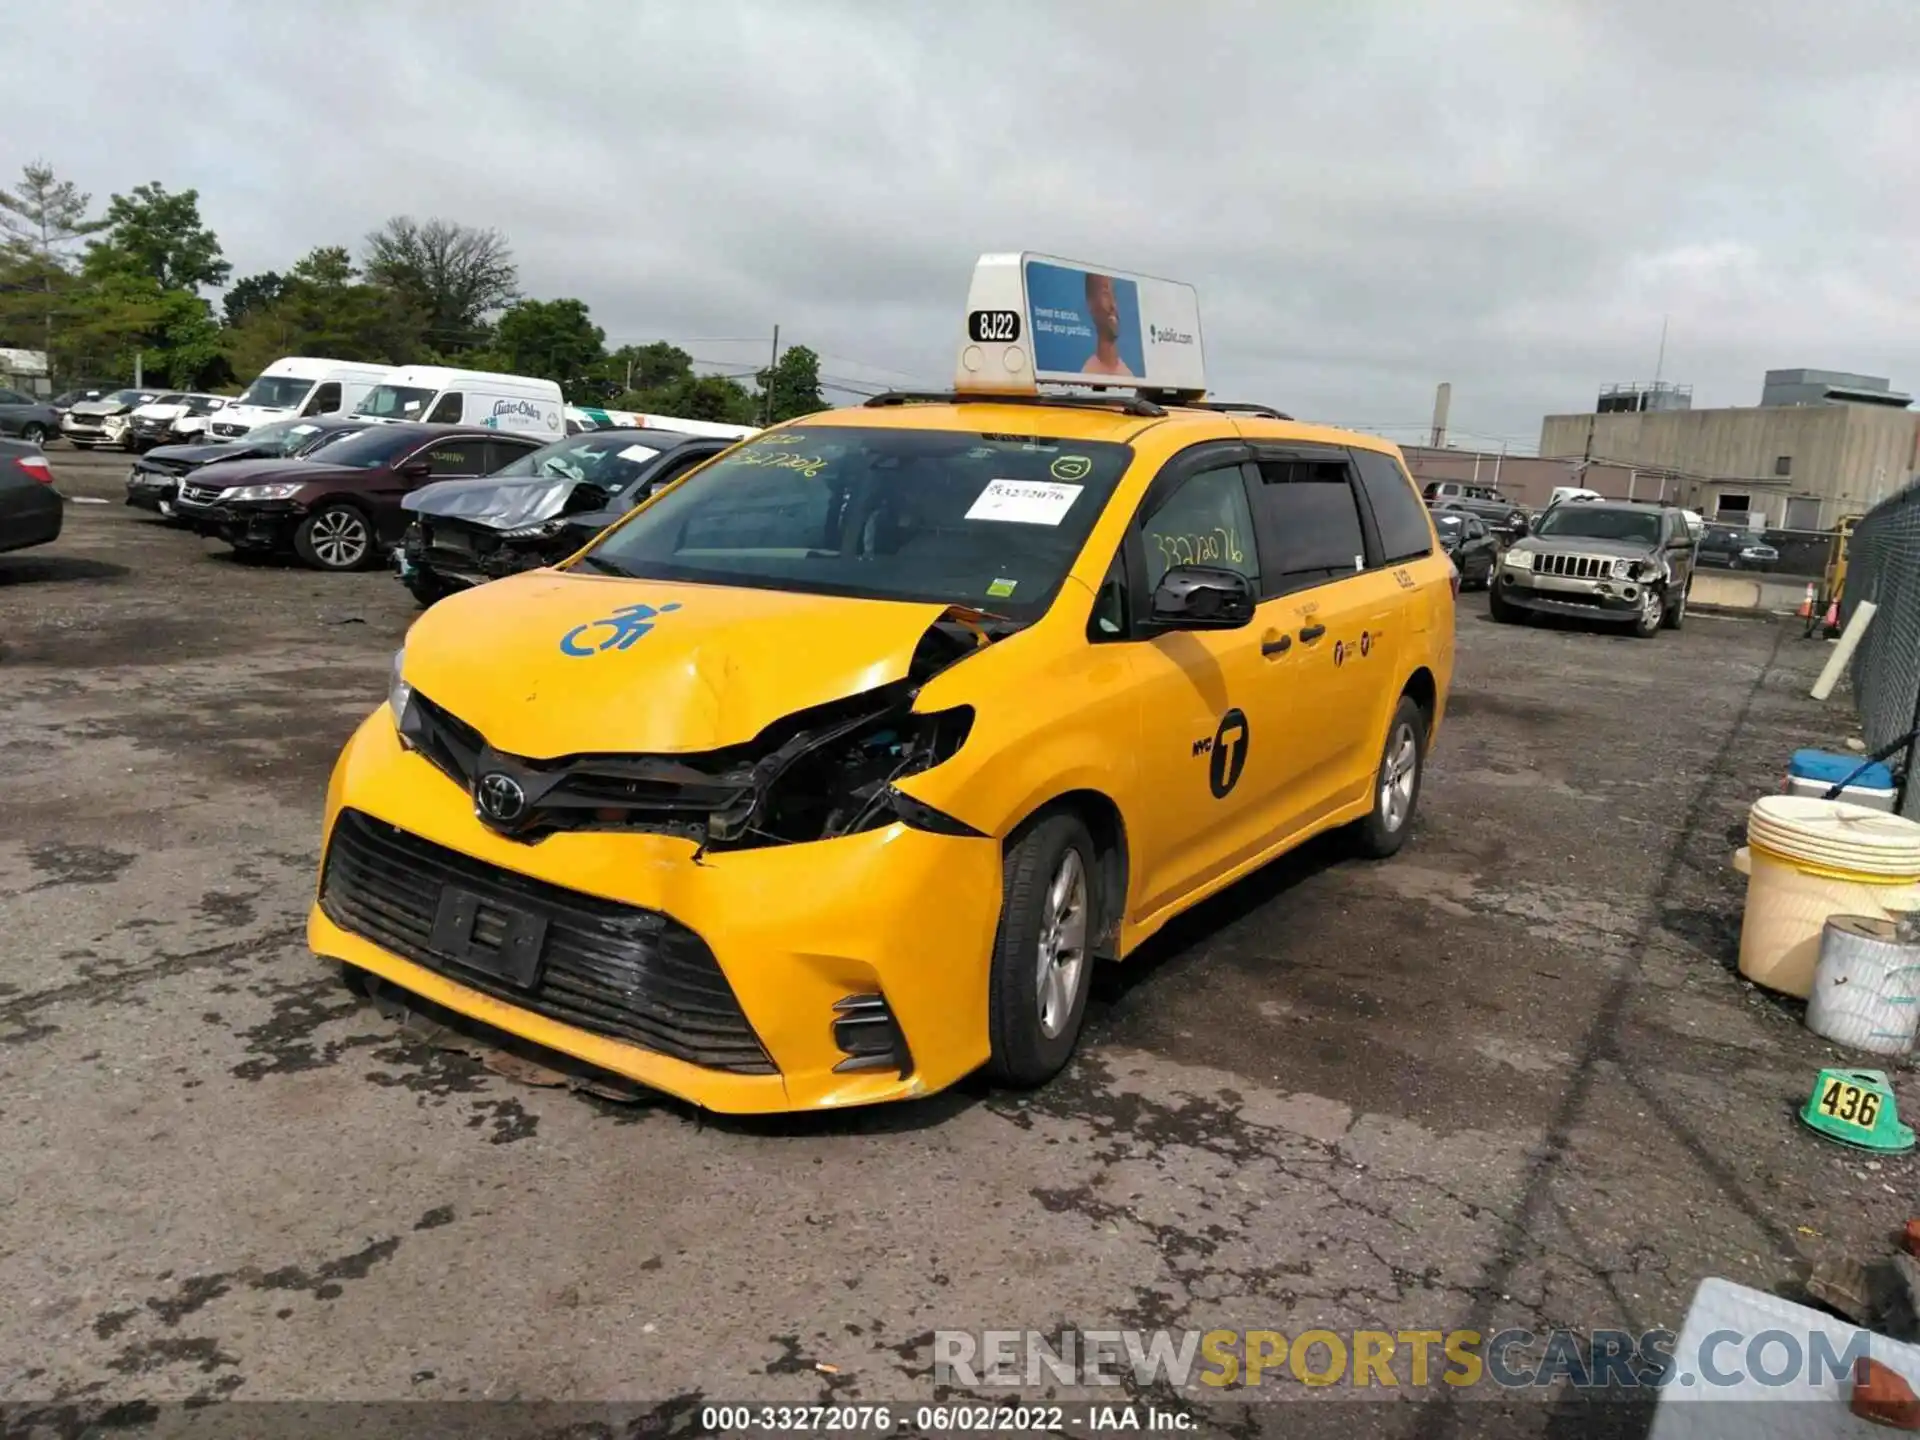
1733, 845, 1920, 998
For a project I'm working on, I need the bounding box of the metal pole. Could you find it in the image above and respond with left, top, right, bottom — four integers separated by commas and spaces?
762, 325, 780, 426
133, 350, 143, 388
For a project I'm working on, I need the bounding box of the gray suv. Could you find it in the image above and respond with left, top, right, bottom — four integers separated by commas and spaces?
1490, 500, 1696, 638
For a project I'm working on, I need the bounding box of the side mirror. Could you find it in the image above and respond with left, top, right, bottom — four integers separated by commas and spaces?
399, 459, 433, 480
1149, 565, 1256, 631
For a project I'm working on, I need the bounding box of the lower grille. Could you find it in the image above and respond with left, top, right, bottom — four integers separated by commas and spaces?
320, 808, 775, 1074
1532, 551, 1617, 580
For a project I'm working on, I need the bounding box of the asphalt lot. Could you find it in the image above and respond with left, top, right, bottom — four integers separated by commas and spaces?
3, 448, 1916, 1434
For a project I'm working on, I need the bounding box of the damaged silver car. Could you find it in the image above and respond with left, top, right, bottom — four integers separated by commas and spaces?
393, 427, 739, 606
1490, 499, 1697, 637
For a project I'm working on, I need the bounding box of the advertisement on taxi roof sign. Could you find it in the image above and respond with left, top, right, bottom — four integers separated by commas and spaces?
957, 253, 1207, 398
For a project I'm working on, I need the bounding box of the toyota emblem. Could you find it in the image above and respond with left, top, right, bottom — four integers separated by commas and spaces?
476, 772, 527, 824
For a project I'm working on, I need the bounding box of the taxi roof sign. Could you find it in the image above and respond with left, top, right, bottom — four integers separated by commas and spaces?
956, 253, 1208, 402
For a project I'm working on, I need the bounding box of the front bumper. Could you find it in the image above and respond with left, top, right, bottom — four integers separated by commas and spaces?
399, 524, 549, 589
308, 710, 1004, 1113
178, 499, 300, 548
125, 469, 183, 512
1495, 568, 1645, 620
61, 416, 120, 445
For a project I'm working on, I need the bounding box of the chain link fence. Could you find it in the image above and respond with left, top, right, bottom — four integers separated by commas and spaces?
1842, 479, 1920, 817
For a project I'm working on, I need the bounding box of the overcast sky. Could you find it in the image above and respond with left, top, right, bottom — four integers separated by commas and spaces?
7, 0, 1917, 450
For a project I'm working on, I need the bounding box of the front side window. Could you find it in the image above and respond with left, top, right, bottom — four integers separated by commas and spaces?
426, 392, 464, 424
581, 425, 1133, 621
1141, 465, 1259, 590
303, 425, 422, 470
356, 384, 437, 420
1254, 458, 1366, 586
305, 382, 343, 415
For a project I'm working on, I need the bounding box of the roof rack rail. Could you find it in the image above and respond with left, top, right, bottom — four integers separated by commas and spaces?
1178, 401, 1296, 421
864, 390, 1167, 419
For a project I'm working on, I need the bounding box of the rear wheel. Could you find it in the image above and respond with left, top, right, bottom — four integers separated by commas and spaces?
984, 812, 1099, 1087
21, 422, 47, 445
1351, 696, 1427, 858
294, 503, 376, 571
1661, 581, 1687, 630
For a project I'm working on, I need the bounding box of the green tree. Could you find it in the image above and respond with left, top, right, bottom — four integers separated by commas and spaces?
222, 271, 287, 327
363, 215, 517, 348
756, 344, 825, 422
223, 245, 426, 378
0, 161, 107, 362
603, 341, 696, 395
93, 182, 230, 292
493, 297, 605, 394
617, 373, 759, 426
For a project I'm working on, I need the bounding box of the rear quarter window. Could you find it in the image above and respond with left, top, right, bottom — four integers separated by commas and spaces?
1352, 448, 1433, 563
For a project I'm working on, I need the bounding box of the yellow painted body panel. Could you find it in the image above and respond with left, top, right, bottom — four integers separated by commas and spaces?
309, 400, 1454, 1112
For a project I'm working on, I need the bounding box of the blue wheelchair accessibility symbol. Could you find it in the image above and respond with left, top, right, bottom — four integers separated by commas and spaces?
560, 602, 683, 657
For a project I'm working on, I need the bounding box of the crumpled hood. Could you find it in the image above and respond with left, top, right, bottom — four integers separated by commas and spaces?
70, 399, 133, 417
403, 570, 955, 758
142, 440, 248, 470
403, 475, 580, 529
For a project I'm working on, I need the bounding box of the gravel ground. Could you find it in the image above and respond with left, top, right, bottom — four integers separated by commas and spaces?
1, 448, 1914, 1436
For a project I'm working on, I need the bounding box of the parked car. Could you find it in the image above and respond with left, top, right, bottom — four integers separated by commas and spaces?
395, 427, 738, 605
61, 388, 164, 450
50, 384, 118, 418
126, 416, 373, 518
173, 422, 544, 571
1697, 523, 1778, 571
0, 385, 62, 445
1432, 507, 1497, 589
1422, 480, 1530, 540
0, 438, 62, 555
1491, 500, 1697, 637
129, 392, 229, 450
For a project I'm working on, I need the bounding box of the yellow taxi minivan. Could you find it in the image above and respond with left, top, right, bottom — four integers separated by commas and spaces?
310, 256, 1455, 1113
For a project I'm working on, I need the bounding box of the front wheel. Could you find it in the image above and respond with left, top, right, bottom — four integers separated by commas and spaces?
1351, 696, 1427, 858
984, 812, 1099, 1088
1661, 582, 1687, 630
1631, 585, 1666, 638
294, 503, 377, 571
21, 422, 48, 445
1489, 581, 1524, 623
404, 567, 458, 608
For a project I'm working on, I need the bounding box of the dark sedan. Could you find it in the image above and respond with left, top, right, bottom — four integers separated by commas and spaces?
173, 422, 545, 571
0, 438, 62, 555
1432, 507, 1498, 588
395, 427, 734, 605
126, 416, 372, 518
0, 385, 62, 446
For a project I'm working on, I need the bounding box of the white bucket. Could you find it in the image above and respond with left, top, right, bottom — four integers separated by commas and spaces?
1732, 847, 1920, 998
1806, 915, 1920, 1055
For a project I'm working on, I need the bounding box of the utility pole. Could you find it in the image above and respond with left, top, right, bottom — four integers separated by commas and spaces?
762, 325, 781, 426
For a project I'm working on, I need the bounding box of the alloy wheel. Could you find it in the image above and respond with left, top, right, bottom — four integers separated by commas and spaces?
1034, 848, 1089, 1040
311, 510, 370, 569
1381, 722, 1418, 832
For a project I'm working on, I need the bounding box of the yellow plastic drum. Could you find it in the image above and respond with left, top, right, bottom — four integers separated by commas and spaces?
1734, 798, 1920, 998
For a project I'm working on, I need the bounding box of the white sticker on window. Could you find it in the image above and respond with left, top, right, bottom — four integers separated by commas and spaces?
965, 479, 1084, 527
617, 444, 661, 463
291, 424, 318, 435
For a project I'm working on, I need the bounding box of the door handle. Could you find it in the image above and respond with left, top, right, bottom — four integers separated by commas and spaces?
1299, 624, 1326, 642
1261, 634, 1291, 657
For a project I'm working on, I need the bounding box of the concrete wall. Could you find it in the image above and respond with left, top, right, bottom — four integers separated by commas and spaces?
1537, 405, 1920, 530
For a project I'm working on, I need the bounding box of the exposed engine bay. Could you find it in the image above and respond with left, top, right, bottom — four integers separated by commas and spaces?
396, 610, 1005, 850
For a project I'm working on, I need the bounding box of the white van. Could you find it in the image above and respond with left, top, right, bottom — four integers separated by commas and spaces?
355, 366, 564, 438
211, 357, 393, 440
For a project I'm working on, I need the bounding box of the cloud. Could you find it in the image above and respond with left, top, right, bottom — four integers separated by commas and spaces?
8, 0, 1918, 444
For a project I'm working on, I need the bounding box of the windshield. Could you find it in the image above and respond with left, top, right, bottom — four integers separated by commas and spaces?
490, 432, 680, 491
236, 375, 314, 410
355, 384, 436, 421
580, 425, 1132, 619
297, 424, 367, 457
1534, 507, 1661, 544
108, 390, 155, 406
308, 425, 422, 469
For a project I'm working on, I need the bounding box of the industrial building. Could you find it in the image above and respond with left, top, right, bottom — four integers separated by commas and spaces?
1537, 370, 1920, 532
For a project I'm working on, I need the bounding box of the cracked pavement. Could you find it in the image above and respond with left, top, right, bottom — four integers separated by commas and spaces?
2, 453, 1915, 1437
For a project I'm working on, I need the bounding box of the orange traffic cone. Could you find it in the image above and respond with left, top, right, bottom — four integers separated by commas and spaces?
1798, 583, 1815, 619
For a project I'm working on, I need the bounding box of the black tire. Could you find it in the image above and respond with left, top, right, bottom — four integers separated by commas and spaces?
1661, 581, 1687, 630
21, 422, 47, 445
1489, 581, 1524, 624
984, 812, 1100, 1087
1631, 585, 1666, 639
404, 568, 458, 609
294, 502, 378, 571
1352, 695, 1427, 859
